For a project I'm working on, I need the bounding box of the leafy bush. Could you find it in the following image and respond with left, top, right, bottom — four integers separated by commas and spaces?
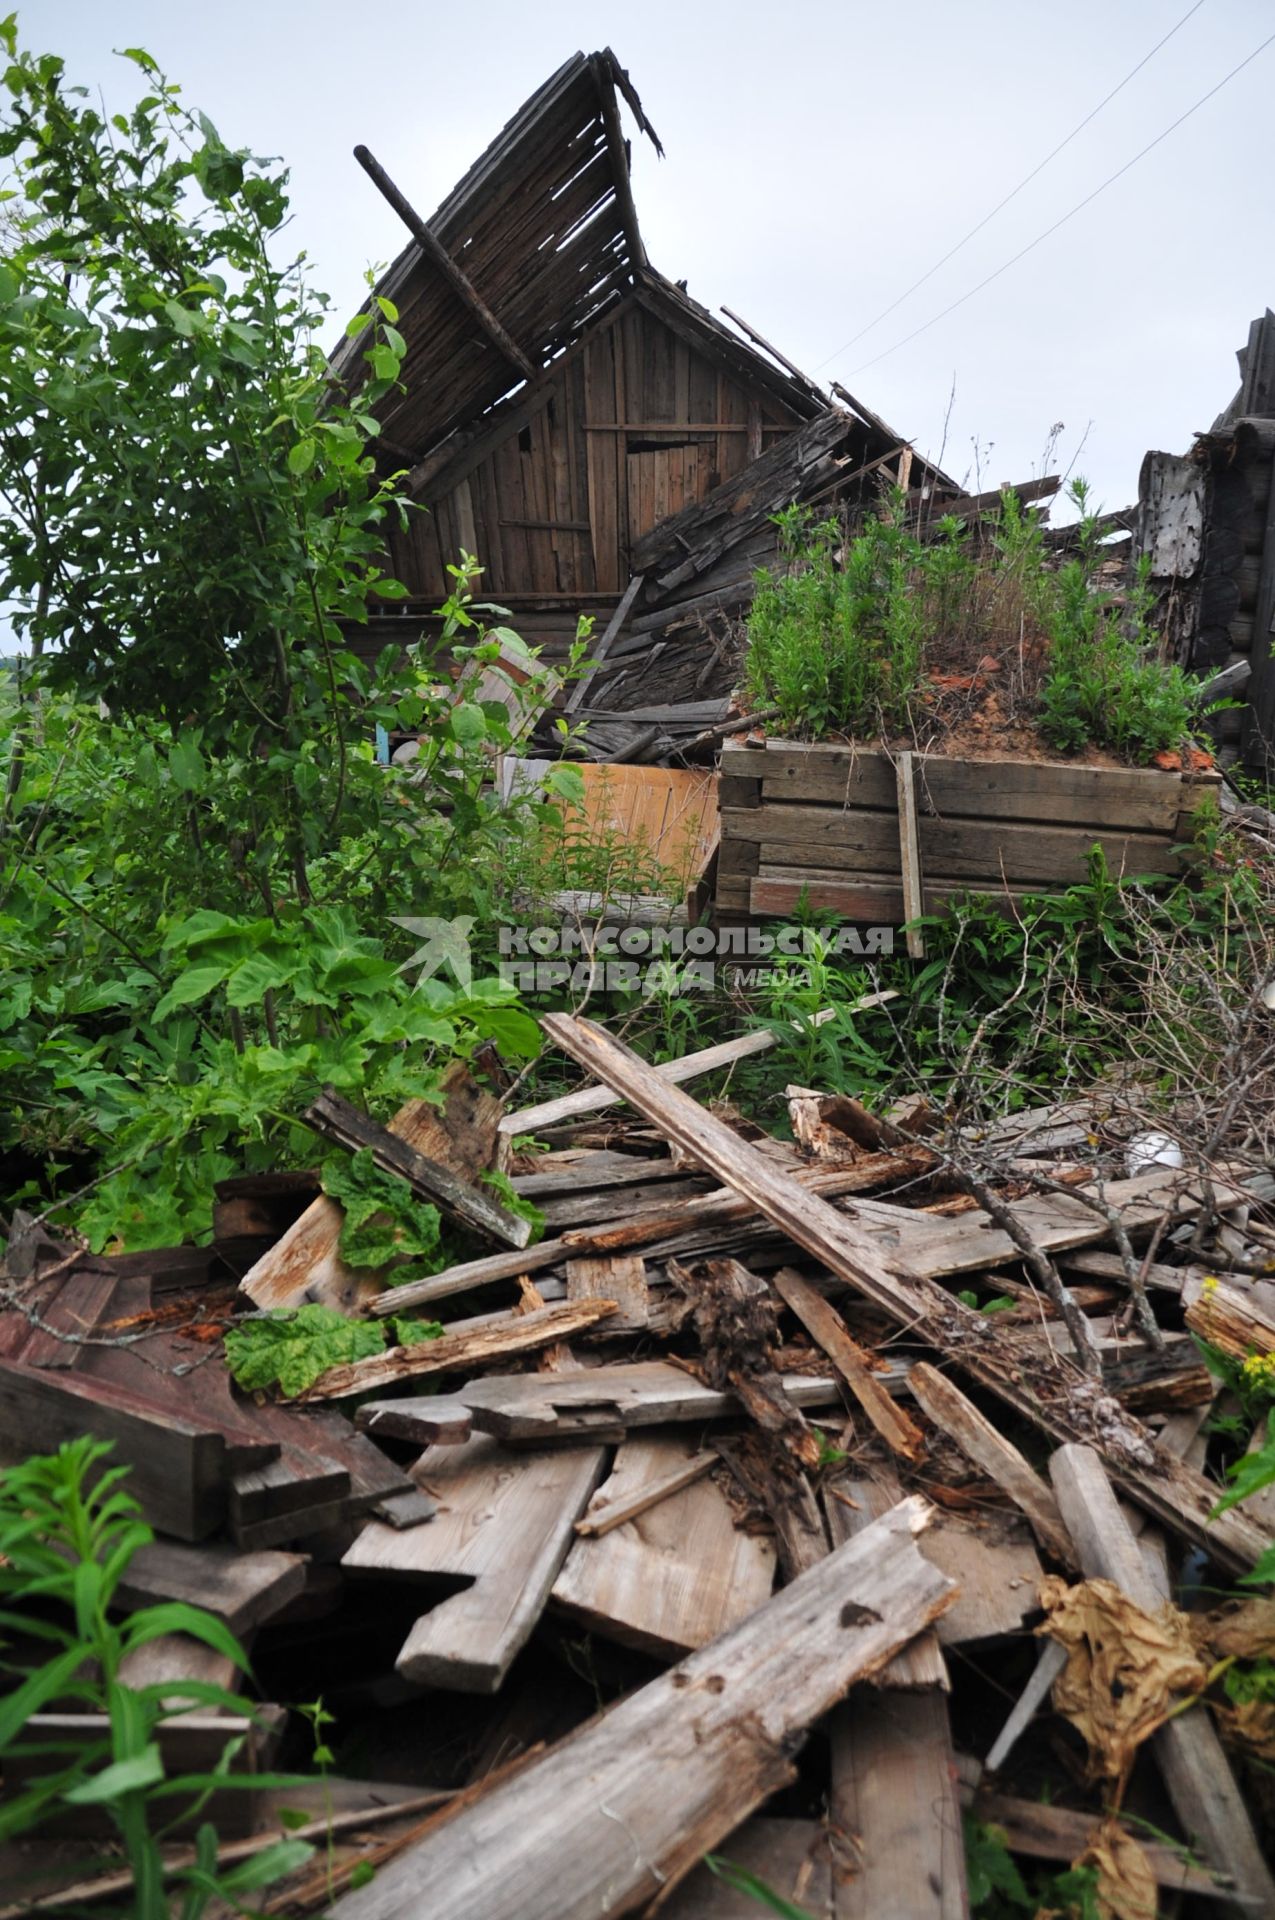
1039, 484, 1196, 759
0, 28, 583, 1250
744, 505, 930, 736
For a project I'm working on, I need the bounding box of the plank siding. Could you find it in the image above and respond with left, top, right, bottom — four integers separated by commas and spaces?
388, 297, 804, 605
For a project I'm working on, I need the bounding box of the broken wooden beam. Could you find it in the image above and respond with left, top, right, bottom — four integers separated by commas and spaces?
773, 1265, 924, 1461
537, 1014, 1266, 1571
330, 1497, 956, 1918
304, 1087, 531, 1249
343, 1435, 606, 1693
353, 145, 536, 382
831, 1689, 968, 1918
498, 993, 896, 1135
296, 1300, 618, 1402
571, 1446, 715, 1537
907, 1362, 1075, 1567
454, 1359, 840, 1444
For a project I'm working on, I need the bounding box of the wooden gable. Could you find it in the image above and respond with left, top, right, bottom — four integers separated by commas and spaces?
384, 295, 806, 605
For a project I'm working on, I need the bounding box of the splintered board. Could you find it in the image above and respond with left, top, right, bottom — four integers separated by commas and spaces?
341, 1434, 606, 1693
716, 739, 1219, 921
551, 1436, 776, 1657
240, 1061, 503, 1313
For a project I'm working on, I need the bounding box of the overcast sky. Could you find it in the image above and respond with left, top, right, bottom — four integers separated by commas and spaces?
27, 0, 1275, 515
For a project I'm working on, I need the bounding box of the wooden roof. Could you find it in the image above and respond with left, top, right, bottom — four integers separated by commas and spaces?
332, 50, 663, 465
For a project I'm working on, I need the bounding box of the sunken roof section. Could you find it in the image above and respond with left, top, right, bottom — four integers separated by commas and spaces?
332, 50, 664, 463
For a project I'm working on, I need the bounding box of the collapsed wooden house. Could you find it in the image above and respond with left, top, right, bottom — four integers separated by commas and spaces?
334, 49, 964, 757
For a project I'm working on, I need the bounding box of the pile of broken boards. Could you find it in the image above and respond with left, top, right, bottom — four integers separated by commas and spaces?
4, 1015, 1275, 1918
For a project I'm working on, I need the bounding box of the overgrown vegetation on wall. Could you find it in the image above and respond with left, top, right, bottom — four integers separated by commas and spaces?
744, 486, 1202, 761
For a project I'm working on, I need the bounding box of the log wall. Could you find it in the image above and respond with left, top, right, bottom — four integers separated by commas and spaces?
716, 740, 1220, 924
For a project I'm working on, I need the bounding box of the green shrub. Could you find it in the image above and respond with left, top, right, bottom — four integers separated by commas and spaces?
745, 505, 931, 736
746, 483, 1205, 764
1039, 485, 1196, 760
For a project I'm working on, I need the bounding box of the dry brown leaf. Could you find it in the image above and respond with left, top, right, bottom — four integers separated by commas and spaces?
1193, 1594, 1275, 1664
1038, 1575, 1208, 1788
1215, 1696, 1275, 1766
1074, 1817, 1158, 1920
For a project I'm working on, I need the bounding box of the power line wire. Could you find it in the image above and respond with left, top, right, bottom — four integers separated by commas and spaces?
839, 25, 1275, 379
815, 0, 1206, 368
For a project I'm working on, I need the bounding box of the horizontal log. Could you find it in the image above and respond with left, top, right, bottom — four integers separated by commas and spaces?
723, 805, 1183, 885
748, 873, 1031, 922
719, 741, 1216, 829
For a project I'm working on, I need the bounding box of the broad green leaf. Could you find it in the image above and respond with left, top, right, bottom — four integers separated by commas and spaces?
63, 1742, 165, 1804
223, 1304, 386, 1398
153, 965, 227, 1022
164, 298, 198, 338
169, 736, 204, 792
287, 437, 317, 475
450, 702, 487, 746
219, 1838, 315, 1893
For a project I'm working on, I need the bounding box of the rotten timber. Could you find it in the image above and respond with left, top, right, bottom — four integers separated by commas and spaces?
539, 1013, 1268, 1571
330, 1497, 956, 1920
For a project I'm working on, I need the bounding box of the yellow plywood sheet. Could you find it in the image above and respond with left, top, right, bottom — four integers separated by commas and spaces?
573, 765, 719, 893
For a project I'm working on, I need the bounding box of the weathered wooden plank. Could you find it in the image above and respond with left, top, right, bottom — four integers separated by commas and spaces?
115, 1539, 307, 1636
908, 1362, 1075, 1566
1183, 1269, 1275, 1361
825, 1471, 947, 1690
297, 1300, 619, 1402
459, 1360, 841, 1443
1049, 1443, 1275, 1915
565, 1254, 649, 1329
772, 1266, 924, 1461
725, 804, 1183, 884
719, 740, 1215, 830
572, 1446, 715, 1537
551, 1435, 775, 1657
748, 873, 1031, 922
499, 995, 895, 1135
330, 1497, 957, 1920
831, 1689, 968, 1919
922, 1514, 1043, 1648
984, 1641, 1070, 1773
227, 1454, 349, 1530
355, 1396, 475, 1447
538, 1015, 1268, 1571
896, 748, 926, 956
562, 571, 645, 713
343, 1434, 606, 1693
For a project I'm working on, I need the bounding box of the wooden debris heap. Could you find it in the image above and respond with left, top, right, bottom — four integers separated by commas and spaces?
3, 1014, 1274, 1919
